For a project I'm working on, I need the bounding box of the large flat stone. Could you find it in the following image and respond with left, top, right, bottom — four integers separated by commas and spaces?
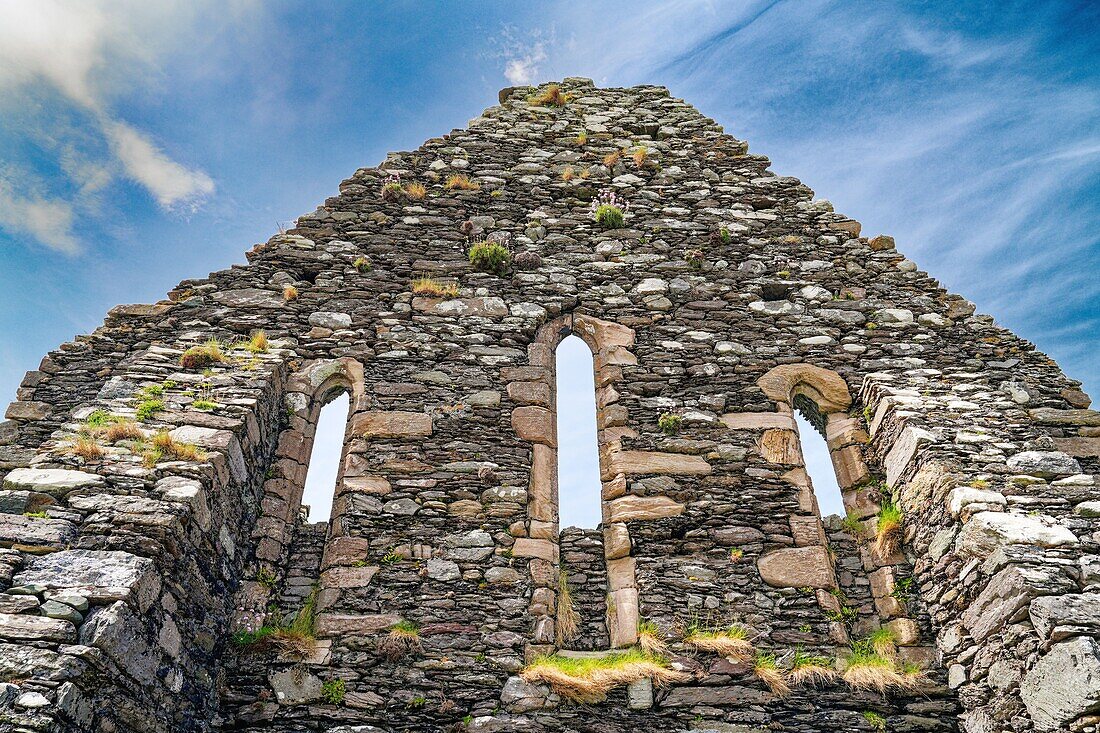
1021, 636, 1100, 731
0, 514, 76, 549
757, 546, 836, 589
2, 468, 104, 497
961, 564, 1074, 641
757, 429, 800, 464
1006, 450, 1081, 478
606, 496, 684, 522
602, 450, 711, 478
955, 512, 1078, 559
0, 643, 82, 681
315, 613, 401, 637
354, 411, 433, 439
14, 550, 158, 607
1029, 593, 1100, 641
0, 612, 75, 643
885, 426, 935, 487
720, 413, 795, 430
80, 601, 160, 685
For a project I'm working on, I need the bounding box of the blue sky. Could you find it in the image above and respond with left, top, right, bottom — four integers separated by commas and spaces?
2, 2, 1097, 524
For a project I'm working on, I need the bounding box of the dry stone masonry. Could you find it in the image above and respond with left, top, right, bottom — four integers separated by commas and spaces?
0, 78, 1097, 733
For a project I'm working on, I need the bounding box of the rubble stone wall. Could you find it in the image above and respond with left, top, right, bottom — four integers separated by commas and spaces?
0, 78, 1097, 733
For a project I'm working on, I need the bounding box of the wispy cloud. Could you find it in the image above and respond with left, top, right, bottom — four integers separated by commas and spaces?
0, 176, 79, 254
0, 0, 258, 251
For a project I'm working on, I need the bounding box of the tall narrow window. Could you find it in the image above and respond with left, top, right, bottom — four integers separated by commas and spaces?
301, 392, 350, 522
794, 410, 845, 517
555, 335, 601, 529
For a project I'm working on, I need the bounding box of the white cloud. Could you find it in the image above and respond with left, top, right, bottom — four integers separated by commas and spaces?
504, 44, 548, 85
0, 0, 258, 251
102, 120, 215, 211
0, 177, 79, 254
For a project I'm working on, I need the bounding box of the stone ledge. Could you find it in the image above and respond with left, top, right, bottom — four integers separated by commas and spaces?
353, 411, 433, 439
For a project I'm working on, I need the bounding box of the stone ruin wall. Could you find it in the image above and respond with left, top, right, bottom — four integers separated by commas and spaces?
0, 78, 1097, 733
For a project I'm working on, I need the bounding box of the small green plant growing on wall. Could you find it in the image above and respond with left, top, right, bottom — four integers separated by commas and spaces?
353, 257, 372, 273
657, 412, 682, 436
862, 711, 886, 731
321, 679, 346, 705
468, 239, 511, 275
590, 189, 628, 229
789, 648, 837, 687
406, 695, 427, 709
135, 399, 165, 422
520, 649, 688, 704
753, 651, 790, 696
873, 500, 903, 559
683, 621, 754, 661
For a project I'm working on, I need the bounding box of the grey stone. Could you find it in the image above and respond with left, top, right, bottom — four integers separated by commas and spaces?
961, 564, 1074, 641
1021, 636, 1100, 731
1029, 593, 1100, 640
500, 676, 553, 713
1006, 450, 1081, 478
382, 498, 419, 515
425, 558, 461, 581
308, 311, 353, 329
0, 612, 75, 642
0, 513, 76, 548
955, 512, 1078, 559
2, 468, 104, 497
80, 601, 160, 685
41, 600, 83, 624
269, 668, 323, 706
14, 550, 158, 608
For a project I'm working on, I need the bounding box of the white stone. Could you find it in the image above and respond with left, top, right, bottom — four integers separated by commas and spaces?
947, 487, 1007, 516
2, 468, 104, 496
955, 512, 1078, 559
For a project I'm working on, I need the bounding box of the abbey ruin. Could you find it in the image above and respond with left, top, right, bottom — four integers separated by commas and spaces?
0, 78, 1097, 733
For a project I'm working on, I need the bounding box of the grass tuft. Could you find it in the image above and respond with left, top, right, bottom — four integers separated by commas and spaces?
246, 330, 269, 353
378, 620, 422, 661
142, 432, 207, 468
637, 620, 670, 657
789, 649, 838, 687
521, 649, 689, 703
445, 174, 480, 191
105, 420, 144, 443
135, 399, 165, 421
468, 240, 511, 275
411, 277, 459, 298
404, 181, 426, 200
556, 569, 581, 647
71, 436, 104, 461
528, 84, 571, 107
843, 639, 905, 693
180, 339, 227, 370
683, 622, 754, 661
753, 652, 791, 697
873, 500, 903, 559
283, 285, 298, 301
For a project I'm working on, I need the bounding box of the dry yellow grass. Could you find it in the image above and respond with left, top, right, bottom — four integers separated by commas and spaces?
637, 621, 671, 658
602, 150, 621, 167
71, 436, 104, 460
683, 624, 754, 661
632, 146, 648, 168
411, 277, 459, 298
143, 432, 207, 467
843, 658, 905, 693
105, 420, 144, 443
283, 285, 298, 301
754, 658, 791, 697
556, 569, 580, 646
528, 84, 571, 107
404, 182, 426, 200
445, 174, 480, 191
521, 650, 689, 703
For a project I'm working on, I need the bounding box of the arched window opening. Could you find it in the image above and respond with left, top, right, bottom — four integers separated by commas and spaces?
301, 391, 351, 523
793, 398, 845, 517
555, 335, 601, 530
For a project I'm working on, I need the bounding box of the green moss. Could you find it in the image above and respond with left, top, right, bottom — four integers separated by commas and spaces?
862, 711, 887, 731
135, 399, 165, 421
321, 679, 346, 705
191, 399, 218, 411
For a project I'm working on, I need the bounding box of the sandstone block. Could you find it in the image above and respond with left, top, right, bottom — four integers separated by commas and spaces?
757, 546, 836, 589
512, 538, 557, 562
355, 411, 432, 439
757, 429, 801, 464
512, 406, 555, 446
720, 412, 794, 430
606, 496, 684, 523
602, 449, 711, 479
